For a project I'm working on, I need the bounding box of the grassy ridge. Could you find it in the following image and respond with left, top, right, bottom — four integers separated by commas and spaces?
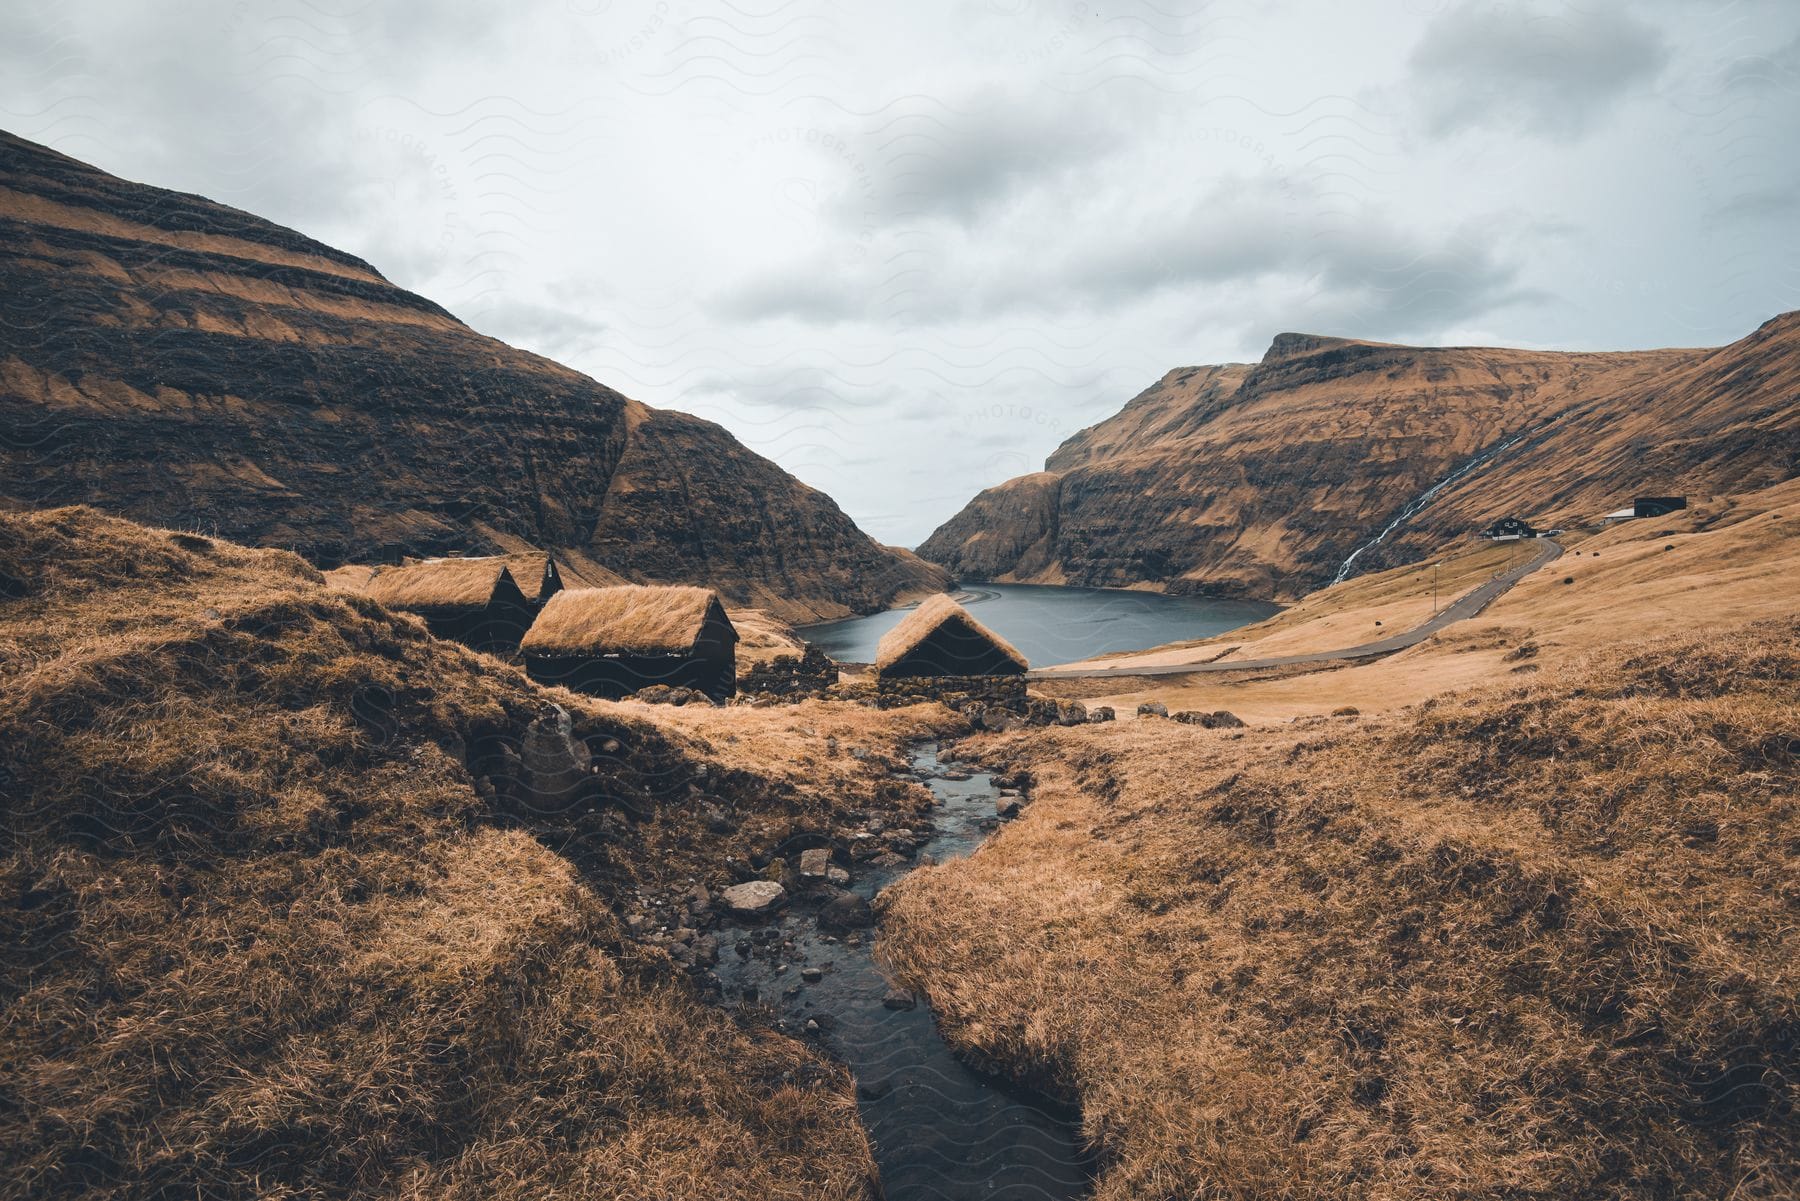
881, 619, 1800, 1199
0, 506, 945, 1200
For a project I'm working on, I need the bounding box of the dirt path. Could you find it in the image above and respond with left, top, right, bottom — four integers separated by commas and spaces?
1030, 538, 1563, 680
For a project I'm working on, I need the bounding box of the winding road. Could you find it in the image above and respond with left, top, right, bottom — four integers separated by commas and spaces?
1028, 538, 1563, 680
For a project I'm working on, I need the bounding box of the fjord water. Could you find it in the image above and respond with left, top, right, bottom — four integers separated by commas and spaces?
802, 582, 1280, 666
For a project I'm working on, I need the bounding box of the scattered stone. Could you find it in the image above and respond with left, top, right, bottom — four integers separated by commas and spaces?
882, 987, 917, 1010
801, 966, 824, 983
1137, 701, 1168, 719
825, 865, 851, 887
721, 880, 787, 917
797, 847, 831, 879
1056, 700, 1088, 726
1172, 709, 1247, 729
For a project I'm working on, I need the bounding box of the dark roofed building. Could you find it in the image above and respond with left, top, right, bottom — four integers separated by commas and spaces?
364, 559, 533, 652
1481, 516, 1538, 541
1634, 496, 1688, 518
521, 585, 738, 701
875, 595, 1027, 679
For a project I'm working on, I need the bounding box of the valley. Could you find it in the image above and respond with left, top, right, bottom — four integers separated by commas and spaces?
3, 120, 1798, 1201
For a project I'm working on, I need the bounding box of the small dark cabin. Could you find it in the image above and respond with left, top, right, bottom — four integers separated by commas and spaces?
1481, 516, 1538, 541
1634, 496, 1688, 518
521, 585, 738, 701
874, 595, 1029, 680
364, 559, 533, 653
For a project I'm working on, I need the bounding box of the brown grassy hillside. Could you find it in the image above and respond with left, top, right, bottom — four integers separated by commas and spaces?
0, 130, 945, 622
0, 506, 954, 1200
920, 318, 1798, 599
1041, 476, 1800, 722
883, 620, 1800, 1199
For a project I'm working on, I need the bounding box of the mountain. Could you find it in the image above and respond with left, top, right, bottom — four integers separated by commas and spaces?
919, 318, 1800, 599
0, 130, 946, 622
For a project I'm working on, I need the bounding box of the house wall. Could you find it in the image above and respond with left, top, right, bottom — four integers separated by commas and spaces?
525, 650, 737, 701
876, 674, 1028, 709
420, 598, 532, 653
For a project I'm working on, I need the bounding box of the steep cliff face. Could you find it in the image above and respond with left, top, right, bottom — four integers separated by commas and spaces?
0, 130, 945, 622
920, 319, 1799, 599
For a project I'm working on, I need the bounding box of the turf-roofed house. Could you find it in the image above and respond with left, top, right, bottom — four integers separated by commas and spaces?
492, 551, 567, 612
521, 584, 739, 701
362, 557, 535, 653
873, 594, 1028, 707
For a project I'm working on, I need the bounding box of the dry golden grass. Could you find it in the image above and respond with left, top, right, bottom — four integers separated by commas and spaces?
322, 562, 379, 592
883, 617, 1800, 1199
0, 506, 950, 1200
874, 594, 1027, 672
521, 584, 723, 656
364, 556, 514, 611
1048, 479, 1800, 723
1067, 538, 1536, 670
728, 606, 813, 669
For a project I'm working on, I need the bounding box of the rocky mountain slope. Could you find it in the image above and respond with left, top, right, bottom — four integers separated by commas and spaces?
920, 318, 1800, 599
0, 130, 945, 622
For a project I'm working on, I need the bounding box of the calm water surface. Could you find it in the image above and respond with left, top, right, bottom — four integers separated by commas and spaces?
802, 583, 1280, 667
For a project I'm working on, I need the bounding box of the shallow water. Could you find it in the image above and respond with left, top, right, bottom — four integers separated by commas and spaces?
711, 740, 1093, 1199
802, 582, 1279, 667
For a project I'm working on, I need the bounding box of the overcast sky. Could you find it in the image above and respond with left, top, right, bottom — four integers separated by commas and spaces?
4, 0, 1797, 545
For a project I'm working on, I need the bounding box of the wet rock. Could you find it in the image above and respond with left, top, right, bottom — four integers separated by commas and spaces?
1137, 701, 1168, 719
882, 987, 917, 1010
817, 888, 875, 931
996, 793, 1023, 819
801, 966, 824, 983
797, 847, 831, 879
721, 880, 787, 917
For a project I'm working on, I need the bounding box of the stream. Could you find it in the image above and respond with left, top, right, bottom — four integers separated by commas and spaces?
712, 739, 1093, 1199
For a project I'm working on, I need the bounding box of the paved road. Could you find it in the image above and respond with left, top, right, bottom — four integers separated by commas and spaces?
1029, 538, 1563, 680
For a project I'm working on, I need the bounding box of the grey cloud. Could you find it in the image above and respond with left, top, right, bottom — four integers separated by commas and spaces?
476, 299, 610, 360
837, 87, 1130, 227
1408, 3, 1670, 140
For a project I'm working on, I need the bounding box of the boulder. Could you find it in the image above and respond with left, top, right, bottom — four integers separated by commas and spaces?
1136, 701, 1168, 719
797, 847, 831, 879
721, 880, 787, 917
1088, 705, 1115, 722
816, 887, 875, 931
520, 704, 593, 811
1173, 709, 1247, 729
996, 792, 1023, 819
1056, 700, 1088, 726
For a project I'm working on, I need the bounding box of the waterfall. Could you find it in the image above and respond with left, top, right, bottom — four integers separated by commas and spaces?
1331, 432, 1527, 586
